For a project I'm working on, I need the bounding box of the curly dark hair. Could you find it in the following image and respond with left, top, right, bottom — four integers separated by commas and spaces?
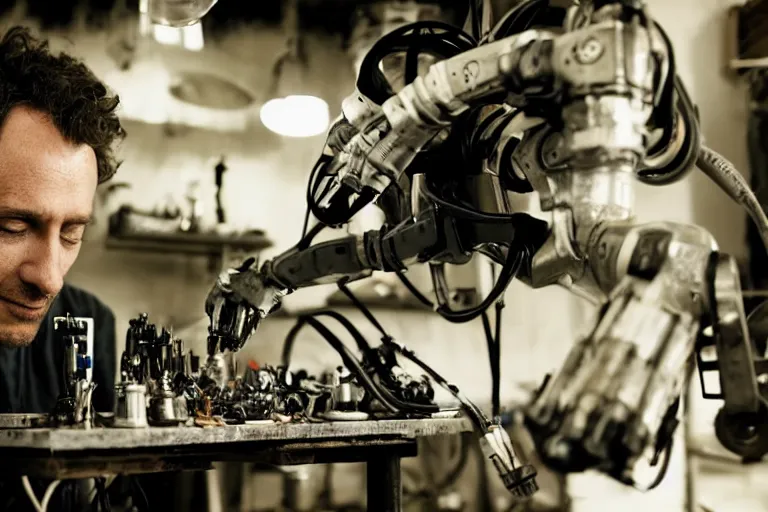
0, 26, 125, 183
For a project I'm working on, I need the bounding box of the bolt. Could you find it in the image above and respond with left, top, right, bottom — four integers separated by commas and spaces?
576, 37, 604, 64
736, 424, 757, 441
462, 61, 480, 86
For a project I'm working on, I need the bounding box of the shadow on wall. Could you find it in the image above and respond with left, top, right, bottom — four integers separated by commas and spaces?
628, 1, 749, 260
685, 4, 750, 261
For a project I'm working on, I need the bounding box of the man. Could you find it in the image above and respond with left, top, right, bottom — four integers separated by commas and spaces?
0, 26, 125, 511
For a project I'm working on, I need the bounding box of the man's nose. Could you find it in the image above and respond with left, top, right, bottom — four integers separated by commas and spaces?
18, 235, 64, 297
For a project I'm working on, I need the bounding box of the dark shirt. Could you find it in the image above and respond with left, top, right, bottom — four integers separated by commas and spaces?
0, 284, 117, 512
0, 283, 116, 414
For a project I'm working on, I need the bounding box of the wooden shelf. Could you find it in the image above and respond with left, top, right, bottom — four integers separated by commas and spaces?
326, 291, 431, 311
105, 230, 273, 257
324, 279, 479, 312
325, 280, 432, 311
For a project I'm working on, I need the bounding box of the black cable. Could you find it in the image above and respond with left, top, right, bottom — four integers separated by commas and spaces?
334, 281, 485, 417
639, 73, 700, 185
310, 183, 377, 229
490, 265, 504, 419
389, 246, 515, 414
290, 316, 399, 413
482, 311, 499, 417
296, 222, 326, 251
306, 156, 343, 226
636, 437, 675, 492
337, 279, 390, 339
282, 275, 492, 428
486, 0, 548, 42
302, 20, 479, 230
421, 180, 523, 224
405, 23, 424, 86
395, 272, 434, 308
357, 21, 476, 105
392, 340, 489, 431
493, 300, 504, 417
305, 153, 376, 229
302, 154, 329, 239
305, 316, 437, 414
520, 3, 546, 34
283, 312, 440, 414
647, 20, 677, 152
129, 476, 150, 512
282, 310, 374, 367
469, 0, 481, 41
494, 301, 503, 349
435, 247, 526, 323
94, 477, 111, 512
334, 279, 509, 421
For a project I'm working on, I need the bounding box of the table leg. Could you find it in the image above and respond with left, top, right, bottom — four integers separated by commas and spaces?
206, 465, 223, 512
367, 454, 402, 512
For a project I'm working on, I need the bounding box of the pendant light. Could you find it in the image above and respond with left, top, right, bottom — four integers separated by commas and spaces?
147, 0, 218, 28
259, 0, 330, 138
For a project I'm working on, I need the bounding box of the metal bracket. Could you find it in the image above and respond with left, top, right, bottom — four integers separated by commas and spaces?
699, 253, 763, 412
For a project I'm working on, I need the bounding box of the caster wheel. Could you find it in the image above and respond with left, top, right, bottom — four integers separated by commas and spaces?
714, 404, 768, 460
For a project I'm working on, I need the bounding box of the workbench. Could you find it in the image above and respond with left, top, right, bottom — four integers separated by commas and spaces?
0, 417, 473, 512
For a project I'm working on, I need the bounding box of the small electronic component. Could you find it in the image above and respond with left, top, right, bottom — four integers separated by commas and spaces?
52, 314, 96, 426
115, 314, 193, 427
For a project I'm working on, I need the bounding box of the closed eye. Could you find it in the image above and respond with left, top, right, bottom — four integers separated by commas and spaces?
61, 224, 87, 245
0, 218, 29, 235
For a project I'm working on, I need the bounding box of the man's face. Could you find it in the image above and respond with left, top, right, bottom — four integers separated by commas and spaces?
0, 106, 97, 347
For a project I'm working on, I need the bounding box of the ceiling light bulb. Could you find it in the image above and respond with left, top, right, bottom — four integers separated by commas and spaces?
148, 0, 218, 27
152, 21, 204, 51
152, 24, 182, 46
181, 22, 204, 51
259, 95, 330, 138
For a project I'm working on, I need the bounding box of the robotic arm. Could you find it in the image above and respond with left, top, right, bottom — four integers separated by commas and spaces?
206, 0, 661, 345
205, 205, 550, 353
204, 0, 768, 494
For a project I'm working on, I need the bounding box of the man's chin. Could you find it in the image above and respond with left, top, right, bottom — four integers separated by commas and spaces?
0, 323, 42, 347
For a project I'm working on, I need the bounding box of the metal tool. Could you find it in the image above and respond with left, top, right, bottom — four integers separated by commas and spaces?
115, 314, 194, 427
52, 314, 96, 426
148, 328, 189, 425
114, 383, 149, 428
322, 366, 369, 421
149, 372, 189, 426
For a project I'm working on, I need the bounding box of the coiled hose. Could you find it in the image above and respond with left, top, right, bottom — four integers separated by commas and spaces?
697, 146, 768, 254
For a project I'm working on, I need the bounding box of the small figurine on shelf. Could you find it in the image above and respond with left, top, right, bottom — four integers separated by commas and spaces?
180, 180, 204, 233
214, 157, 227, 226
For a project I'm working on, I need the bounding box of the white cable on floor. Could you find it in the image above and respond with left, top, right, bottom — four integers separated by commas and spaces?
21, 476, 61, 512
21, 476, 42, 512
40, 480, 60, 512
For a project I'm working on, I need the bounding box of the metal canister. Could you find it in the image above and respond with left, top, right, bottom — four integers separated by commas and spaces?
114, 383, 148, 428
